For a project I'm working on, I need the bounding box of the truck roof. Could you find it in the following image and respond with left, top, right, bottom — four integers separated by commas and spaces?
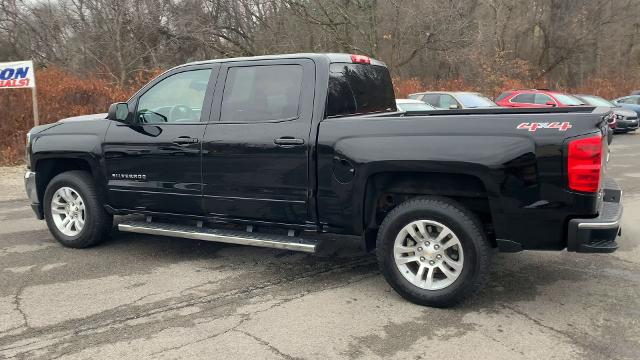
178, 53, 387, 69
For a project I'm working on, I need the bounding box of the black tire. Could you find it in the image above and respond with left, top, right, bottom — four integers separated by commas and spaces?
376, 196, 491, 307
43, 171, 113, 248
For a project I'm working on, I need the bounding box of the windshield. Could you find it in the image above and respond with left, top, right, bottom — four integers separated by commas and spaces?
326, 63, 396, 117
554, 93, 585, 106
455, 93, 497, 108
397, 102, 435, 111
579, 95, 614, 107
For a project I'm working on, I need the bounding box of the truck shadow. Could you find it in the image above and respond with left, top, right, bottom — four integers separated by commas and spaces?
105, 224, 607, 309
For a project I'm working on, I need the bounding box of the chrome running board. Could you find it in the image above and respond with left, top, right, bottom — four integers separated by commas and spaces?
118, 220, 318, 253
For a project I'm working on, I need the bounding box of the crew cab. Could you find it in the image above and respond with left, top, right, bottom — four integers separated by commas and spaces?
24, 53, 623, 307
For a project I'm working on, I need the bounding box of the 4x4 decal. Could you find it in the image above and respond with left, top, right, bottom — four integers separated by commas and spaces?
517, 122, 572, 132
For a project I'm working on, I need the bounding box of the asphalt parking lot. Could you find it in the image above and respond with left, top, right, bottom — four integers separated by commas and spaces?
0, 133, 639, 360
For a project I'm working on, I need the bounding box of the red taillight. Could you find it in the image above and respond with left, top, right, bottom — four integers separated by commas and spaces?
350, 54, 371, 64
567, 135, 603, 193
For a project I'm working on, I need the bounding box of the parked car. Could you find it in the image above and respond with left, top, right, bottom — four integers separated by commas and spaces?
395, 99, 436, 112
575, 94, 638, 133
496, 89, 585, 107
25, 53, 622, 307
611, 95, 640, 117
408, 91, 499, 109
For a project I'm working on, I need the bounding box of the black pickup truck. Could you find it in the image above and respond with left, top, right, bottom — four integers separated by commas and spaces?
24, 53, 623, 307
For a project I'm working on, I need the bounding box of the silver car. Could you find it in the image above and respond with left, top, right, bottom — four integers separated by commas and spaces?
408, 91, 499, 109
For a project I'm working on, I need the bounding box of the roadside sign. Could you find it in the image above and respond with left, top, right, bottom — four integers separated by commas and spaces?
0, 60, 39, 125
0, 61, 35, 89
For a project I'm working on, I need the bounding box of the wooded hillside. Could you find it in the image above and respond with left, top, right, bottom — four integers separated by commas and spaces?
1, 0, 639, 164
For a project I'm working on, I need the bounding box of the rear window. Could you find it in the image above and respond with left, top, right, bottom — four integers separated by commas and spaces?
554, 93, 585, 106
579, 96, 614, 107
495, 92, 511, 102
326, 63, 396, 117
456, 93, 497, 108
221, 65, 303, 122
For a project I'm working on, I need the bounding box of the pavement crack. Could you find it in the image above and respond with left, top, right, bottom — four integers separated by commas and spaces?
147, 322, 241, 357
0, 260, 376, 358
13, 282, 32, 331
502, 304, 577, 338
235, 329, 301, 360
477, 330, 525, 356
502, 304, 612, 358
131, 291, 162, 305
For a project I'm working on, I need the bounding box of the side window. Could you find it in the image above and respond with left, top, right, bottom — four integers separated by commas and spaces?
512, 93, 535, 103
220, 65, 303, 122
137, 69, 212, 123
534, 94, 554, 105
439, 94, 459, 108
421, 94, 440, 107
618, 97, 633, 104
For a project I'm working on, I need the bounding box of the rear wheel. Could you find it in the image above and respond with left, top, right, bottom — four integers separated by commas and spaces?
44, 171, 113, 248
376, 197, 491, 307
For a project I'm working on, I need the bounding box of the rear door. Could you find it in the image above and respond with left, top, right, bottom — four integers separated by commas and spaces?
533, 93, 557, 107
201, 59, 315, 224
103, 65, 217, 215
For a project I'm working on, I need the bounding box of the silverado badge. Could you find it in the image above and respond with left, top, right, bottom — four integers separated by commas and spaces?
111, 173, 147, 180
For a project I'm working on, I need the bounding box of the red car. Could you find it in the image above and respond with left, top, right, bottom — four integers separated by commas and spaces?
495, 89, 586, 108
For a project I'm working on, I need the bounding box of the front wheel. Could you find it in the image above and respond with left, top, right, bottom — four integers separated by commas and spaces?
43, 171, 113, 248
376, 197, 491, 307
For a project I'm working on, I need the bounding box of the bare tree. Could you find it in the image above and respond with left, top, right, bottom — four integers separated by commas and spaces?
1, 0, 639, 89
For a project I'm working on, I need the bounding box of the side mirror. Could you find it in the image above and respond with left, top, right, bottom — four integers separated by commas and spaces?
546, 101, 557, 107
449, 104, 459, 109
107, 102, 130, 122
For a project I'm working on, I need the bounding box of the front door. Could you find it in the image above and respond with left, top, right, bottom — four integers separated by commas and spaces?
202, 59, 315, 224
103, 65, 216, 215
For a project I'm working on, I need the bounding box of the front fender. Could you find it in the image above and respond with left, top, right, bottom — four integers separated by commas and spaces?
29, 120, 111, 205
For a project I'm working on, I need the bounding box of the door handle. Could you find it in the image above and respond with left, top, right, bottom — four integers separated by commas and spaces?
274, 137, 305, 146
172, 136, 199, 145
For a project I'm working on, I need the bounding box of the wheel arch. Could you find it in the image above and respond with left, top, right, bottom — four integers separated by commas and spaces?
361, 171, 497, 251
34, 154, 104, 207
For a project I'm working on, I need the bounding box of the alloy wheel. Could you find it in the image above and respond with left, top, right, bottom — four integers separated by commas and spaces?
393, 220, 464, 290
50, 187, 86, 237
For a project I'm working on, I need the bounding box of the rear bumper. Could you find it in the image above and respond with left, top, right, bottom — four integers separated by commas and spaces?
24, 171, 43, 220
567, 178, 622, 253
